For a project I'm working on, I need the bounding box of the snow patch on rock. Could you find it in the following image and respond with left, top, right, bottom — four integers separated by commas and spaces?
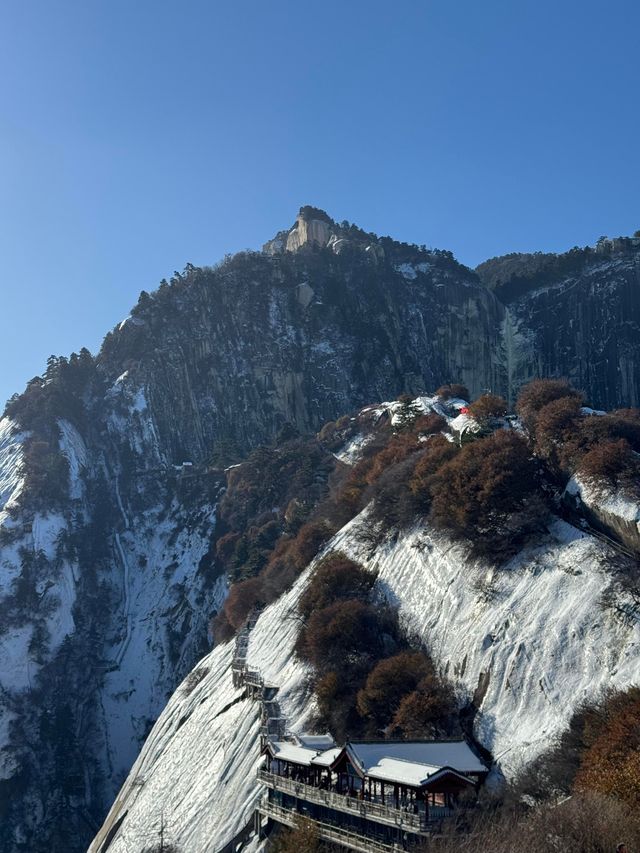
0, 418, 26, 519
567, 474, 640, 527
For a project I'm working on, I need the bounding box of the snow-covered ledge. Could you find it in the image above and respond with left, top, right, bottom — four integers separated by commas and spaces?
565, 474, 640, 553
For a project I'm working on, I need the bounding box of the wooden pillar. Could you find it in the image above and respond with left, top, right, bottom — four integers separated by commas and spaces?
394, 784, 399, 809
381, 781, 385, 805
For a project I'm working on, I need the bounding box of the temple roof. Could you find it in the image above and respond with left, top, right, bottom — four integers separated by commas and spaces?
366, 757, 441, 787
346, 741, 487, 776
294, 733, 336, 750
311, 747, 342, 767
266, 742, 319, 767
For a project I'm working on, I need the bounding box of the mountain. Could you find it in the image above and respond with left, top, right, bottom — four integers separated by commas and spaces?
88, 394, 640, 853
1, 207, 640, 852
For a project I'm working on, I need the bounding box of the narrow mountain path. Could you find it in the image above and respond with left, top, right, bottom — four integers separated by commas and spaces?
232, 607, 289, 744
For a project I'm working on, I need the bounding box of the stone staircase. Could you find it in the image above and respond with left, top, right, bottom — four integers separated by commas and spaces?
231, 608, 289, 745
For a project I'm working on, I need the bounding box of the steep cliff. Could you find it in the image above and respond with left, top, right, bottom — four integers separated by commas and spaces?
478, 239, 640, 407
2, 209, 640, 852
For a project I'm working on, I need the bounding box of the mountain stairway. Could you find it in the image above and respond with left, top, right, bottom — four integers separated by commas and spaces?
231, 608, 290, 744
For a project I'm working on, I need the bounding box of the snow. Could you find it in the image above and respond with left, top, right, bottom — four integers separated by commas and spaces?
311, 747, 342, 767
0, 707, 18, 779
295, 733, 335, 750
130, 388, 148, 414
386, 395, 444, 427
567, 474, 640, 526
396, 263, 417, 280
348, 741, 486, 776
365, 757, 440, 787
31, 512, 66, 559
449, 412, 481, 435
118, 315, 145, 331
334, 516, 640, 777
99, 506, 223, 788
394, 263, 431, 281
334, 433, 373, 464
0, 418, 26, 519
89, 565, 317, 853
105, 379, 164, 463
268, 742, 319, 766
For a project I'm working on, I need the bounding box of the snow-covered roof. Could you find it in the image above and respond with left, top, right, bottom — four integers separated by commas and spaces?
311, 747, 342, 767
295, 733, 336, 750
267, 741, 319, 767
366, 757, 440, 787
347, 741, 487, 776
449, 413, 480, 435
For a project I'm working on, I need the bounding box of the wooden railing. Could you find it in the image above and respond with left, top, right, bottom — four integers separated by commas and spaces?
257, 770, 436, 832
257, 799, 403, 853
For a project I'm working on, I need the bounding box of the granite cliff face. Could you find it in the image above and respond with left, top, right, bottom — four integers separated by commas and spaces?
1, 208, 640, 852
478, 238, 640, 407
103, 220, 505, 463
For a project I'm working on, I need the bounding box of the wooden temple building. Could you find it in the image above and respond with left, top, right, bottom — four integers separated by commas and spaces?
256, 735, 488, 852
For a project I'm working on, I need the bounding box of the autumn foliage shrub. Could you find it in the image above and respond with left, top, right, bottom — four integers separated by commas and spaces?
315, 670, 369, 741
363, 432, 422, 485
390, 679, 455, 739
288, 520, 333, 567
298, 554, 377, 619
356, 651, 453, 737
468, 393, 508, 424
433, 794, 640, 853
436, 383, 470, 401
532, 395, 584, 472
514, 687, 640, 808
408, 434, 459, 514
573, 687, 640, 805
411, 412, 447, 436
516, 378, 583, 434
515, 377, 640, 494
365, 456, 424, 531
270, 815, 331, 853
429, 430, 546, 556
356, 651, 432, 725
295, 599, 387, 677
222, 577, 265, 633
577, 408, 640, 454
577, 439, 640, 491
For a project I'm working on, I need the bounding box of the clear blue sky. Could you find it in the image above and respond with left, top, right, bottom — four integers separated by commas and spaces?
1, 0, 639, 408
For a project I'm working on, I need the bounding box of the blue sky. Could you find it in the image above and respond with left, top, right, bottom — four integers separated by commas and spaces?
1, 0, 638, 407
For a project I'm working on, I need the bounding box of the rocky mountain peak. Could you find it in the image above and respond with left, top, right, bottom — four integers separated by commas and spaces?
262, 205, 336, 254
286, 208, 332, 251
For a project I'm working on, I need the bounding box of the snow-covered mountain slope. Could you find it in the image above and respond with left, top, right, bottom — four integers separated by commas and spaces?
337, 516, 640, 777
91, 510, 640, 851
0, 385, 224, 851
89, 567, 315, 853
